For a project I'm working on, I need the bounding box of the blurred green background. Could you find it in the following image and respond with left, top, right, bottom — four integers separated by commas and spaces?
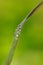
0, 0, 43, 65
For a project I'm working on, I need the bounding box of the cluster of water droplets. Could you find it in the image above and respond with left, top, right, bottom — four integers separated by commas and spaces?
14, 23, 22, 40
14, 17, 27, 41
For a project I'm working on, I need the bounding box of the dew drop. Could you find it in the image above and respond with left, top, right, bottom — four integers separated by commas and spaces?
16, 34, 18, 38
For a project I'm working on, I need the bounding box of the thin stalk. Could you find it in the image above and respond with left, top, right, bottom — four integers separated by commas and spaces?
4, 1, 43, 65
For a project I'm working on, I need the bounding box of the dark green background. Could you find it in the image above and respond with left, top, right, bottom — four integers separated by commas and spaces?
0, 0, 43, 65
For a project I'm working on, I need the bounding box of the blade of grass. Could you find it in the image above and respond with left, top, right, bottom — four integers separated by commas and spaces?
4, 1, 43, 65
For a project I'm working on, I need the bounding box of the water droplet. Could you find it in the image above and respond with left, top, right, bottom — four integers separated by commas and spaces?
16, 34, 18, 38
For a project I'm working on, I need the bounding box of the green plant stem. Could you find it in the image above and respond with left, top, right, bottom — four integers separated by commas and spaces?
4, 1, 43, 65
